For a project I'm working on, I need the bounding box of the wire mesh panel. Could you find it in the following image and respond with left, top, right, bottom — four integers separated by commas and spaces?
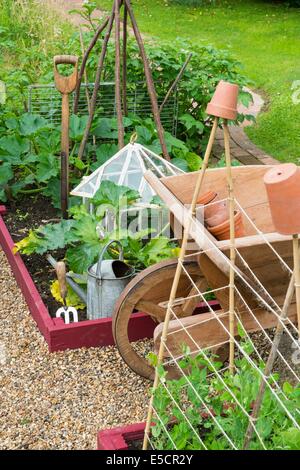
28, 82, 179, 135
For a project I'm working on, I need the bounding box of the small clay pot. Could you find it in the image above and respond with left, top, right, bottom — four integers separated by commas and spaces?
205, 201, 228, 227
196, 190, 217, 206
264, 163, 300, 235
206, 80, 239, 121
208, 211, 245, 241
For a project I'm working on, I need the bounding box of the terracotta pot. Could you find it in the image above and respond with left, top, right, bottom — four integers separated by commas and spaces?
206, 80, 239, 121
264, 163, 300, 235
208, 211, 245, 241
196, 190, 217, 205
205, 201, 228, 227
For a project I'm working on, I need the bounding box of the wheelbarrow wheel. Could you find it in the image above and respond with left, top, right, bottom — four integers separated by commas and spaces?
112, 258, 207, 380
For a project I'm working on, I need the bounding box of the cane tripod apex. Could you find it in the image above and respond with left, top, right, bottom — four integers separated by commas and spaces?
53, 55, 79, 219
77, 0, 170, 161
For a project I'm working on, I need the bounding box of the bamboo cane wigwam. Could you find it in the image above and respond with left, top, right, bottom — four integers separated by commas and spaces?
141, 117, 300, 451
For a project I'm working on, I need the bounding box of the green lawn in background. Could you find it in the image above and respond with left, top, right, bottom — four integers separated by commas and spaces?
97, 0, 300, 162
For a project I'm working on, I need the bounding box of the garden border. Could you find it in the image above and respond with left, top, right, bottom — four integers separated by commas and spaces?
97, 422, 146, 450
0, 205, 220, 352
0, 205, 156, 351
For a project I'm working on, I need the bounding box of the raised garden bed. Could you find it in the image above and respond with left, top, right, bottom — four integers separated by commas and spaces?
0, 205, 156, 352
0, 203, 220, 352
97, 422, 146, 450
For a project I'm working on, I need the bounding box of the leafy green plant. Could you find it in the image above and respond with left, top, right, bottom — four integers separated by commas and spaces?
150, 342, 300, 450
15, 181, 178, 276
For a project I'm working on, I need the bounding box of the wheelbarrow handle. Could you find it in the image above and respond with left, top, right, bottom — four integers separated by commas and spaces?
53, 55, 79, 95
96, 240, 124, 279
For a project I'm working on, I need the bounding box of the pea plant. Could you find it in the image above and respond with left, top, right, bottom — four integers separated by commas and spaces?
150, 340, 300, 450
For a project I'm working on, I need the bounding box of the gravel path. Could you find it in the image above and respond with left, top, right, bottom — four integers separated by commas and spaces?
0, 249, 150, 450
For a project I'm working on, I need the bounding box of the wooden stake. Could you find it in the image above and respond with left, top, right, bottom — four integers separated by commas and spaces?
124, 0, 170, 161
223, 122, 236, 373
142, 118, 218, 450
159, 53, 192, 114
78, 2, 116, 160
243, 271, 295, 449
293, 234, 300, 335
122, 4, 128, 116
73, 16, 109, 114
79, 28, 91, 115
115, 0, 124, 148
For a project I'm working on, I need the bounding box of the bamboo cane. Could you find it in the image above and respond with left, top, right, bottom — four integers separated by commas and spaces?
293, 234, 300, 335
243, 271, 295, 449
122, 4, 128, 116
142, 117, 219, 450
223, 122, 236, 373
124, 0, 170, 161
114, 0, 124, 148
159, 53, 192, 114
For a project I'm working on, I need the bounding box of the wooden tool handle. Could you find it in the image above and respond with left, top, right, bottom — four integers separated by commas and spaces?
56, 261, 68, 302
53, 55, 79, 94
54, 55, 78, 67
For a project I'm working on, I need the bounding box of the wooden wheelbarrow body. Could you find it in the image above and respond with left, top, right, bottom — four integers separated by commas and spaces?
145, 166, 297, 358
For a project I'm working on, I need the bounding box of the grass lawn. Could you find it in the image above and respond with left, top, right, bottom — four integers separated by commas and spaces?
97, 0, 300, 162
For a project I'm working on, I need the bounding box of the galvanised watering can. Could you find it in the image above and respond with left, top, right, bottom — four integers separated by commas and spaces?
87, 240, 135, 320
47, 240, 134, 321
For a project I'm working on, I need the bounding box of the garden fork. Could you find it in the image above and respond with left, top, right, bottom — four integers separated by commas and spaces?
53, 55, 79, 219
55, 261, 78, 325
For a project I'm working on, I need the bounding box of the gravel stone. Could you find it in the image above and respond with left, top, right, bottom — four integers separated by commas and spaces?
0, 250, 150, 450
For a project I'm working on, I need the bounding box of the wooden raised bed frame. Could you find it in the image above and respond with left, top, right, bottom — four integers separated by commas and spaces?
97, 422, 145, 450
0, 205, 156, 352
0, 205, 218, 352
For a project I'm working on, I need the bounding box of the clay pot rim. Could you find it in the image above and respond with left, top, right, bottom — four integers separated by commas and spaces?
197, 191, 217, 205
208, 210, 242, 234
205, 201, 228, 227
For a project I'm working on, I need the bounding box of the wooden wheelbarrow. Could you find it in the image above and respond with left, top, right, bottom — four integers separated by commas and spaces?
113, 165, 298, 380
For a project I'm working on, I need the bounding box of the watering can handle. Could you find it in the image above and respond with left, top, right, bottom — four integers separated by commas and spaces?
96, 240, 124, 279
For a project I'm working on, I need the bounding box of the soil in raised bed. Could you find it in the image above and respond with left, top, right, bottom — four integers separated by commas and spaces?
3, 195, 87, 320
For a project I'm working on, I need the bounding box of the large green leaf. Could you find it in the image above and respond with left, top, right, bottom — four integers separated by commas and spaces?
90, 143, 118, 170
92, 117, 118, 139
72, 214, 100, 246
0, 135, 30, 158
0, 162, 13, 202
0, 162, 13, 185
136, 125, 153, 144
19, 113, 49, 136
69, 114, 88, 142
185, 152, 202, 172
66, 243, 102, 274
36, 153, 59, 182
14, 219, 77, 255
92, 180, 140, 217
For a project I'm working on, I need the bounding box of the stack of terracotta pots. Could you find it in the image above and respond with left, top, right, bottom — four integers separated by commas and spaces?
197, 191, 245, 241
195, 80, 245, 241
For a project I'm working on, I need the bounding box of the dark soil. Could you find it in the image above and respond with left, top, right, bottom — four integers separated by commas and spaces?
126, 439, 142, 450
3, 195, 86, 320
